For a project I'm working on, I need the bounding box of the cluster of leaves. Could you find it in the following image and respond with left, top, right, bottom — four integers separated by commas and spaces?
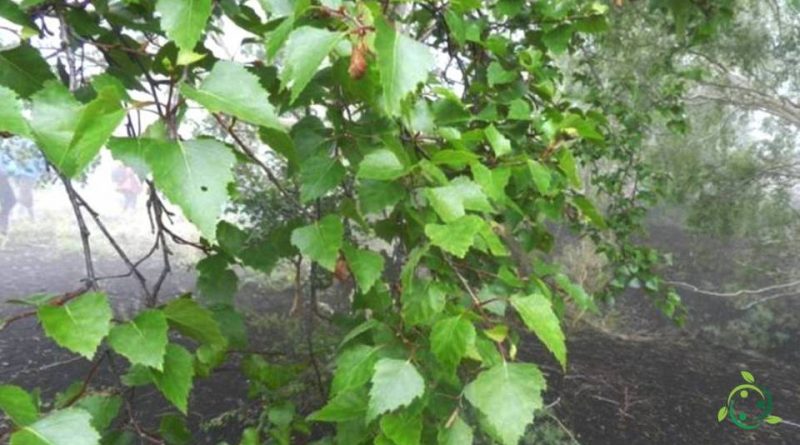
0, 292, 219, 443
0, 0, 724, 443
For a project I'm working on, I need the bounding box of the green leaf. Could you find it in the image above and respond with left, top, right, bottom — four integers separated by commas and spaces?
342, 245, 385, 293
0, 385, 38, 426
0, 85, 30, 136
444, 10, 466, 45
155, 0, 213, 55
265, 16, 295, 62
375, 16, 434, 116
299, 154, 345, 202
485, 125, 511, 157
438, 415, 474, 445
484, 325, 508, 343
425, 215, 485, 258
478, 286, 507, 317
108, 310, 169, 371
290, 215, 344, 271
163, 298, 227, 348
431, 315, 476, 371
74, 394, 122, 431
107, 137, 150, 179
280, 26, 345, 103
716, 406, 728, 422
367, 359, 425, 421
542, 24, 574, 54
357, 149, 407, 181
507, 99, 531, 120
358, 180, 405, 214
159, 414, 191, 445
401, 279, 446, 326
510, 293, 566, 369
425, 177, 493, 223
121, 365, 153, 387
527, 160, 551, 195
145, 138, 236, 240
181, 61, 283, 130
0, 1, 37, 36
556, 148, 581, 188
432, 149, 480, 169
10, 409, 100, 445
380, 411, 422, 445
30, 83, 125, 178
571, 195, 607, 229
464, 362, 546, 445
560, 113, 603, 141
339, 319, 382, 348
331, 345, 381, 395
477, 222, 508, 256
239, 427, 260, 445
0, 43, 55, 98
150, 344, 195, 414
259, 0, 294, 17
212, 306, 248, 349
487, 61, 516, 86
741, 371, 755, 383
196, 254, 238, 307
308, 388, 368, 422
554, 273, 597, 313
471, 163, 510, 203
269, 402, 294, 432
216, 222, 287, 275
37, 292, 112, 359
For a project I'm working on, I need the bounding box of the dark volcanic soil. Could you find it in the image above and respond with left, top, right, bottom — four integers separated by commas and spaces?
524, 329, 800, 445
1, 225, 799, 444
0, 237, 254, 444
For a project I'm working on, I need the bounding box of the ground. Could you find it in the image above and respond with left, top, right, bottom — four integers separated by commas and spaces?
0, 211, 799, 444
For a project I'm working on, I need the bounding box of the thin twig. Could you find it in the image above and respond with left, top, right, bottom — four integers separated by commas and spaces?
0, 287, 90, 332
544, 396, 561, 410
443, 255, 485, 312
740, 291, 799, 310
667, 279, 800, 298
59, 175, 97, 289
73, 191, 152, 302
543, 410, 581, 445
147, 183, 173, 307
305, 200, 326, 400
212, 114, 311, 218
63, 351, 107, 407
105, 351, 165, 444
781, 419, 800, 429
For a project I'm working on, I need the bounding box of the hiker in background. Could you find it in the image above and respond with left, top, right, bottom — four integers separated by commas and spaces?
1, 138, 48, 234
112, 163, 142, 212
0, 148, 17, 235
6, 138, 45, 222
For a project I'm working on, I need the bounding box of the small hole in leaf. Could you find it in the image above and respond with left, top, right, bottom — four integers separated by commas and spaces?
201, 186, 208, 192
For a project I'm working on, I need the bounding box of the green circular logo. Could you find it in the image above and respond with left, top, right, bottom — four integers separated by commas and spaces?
726, 383, 772, 430
717, 371, 782, 430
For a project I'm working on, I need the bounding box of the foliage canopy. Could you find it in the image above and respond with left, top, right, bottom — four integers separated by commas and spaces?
0, 0, 733, 443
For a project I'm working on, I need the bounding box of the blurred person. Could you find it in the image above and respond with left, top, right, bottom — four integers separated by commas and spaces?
0, 138, 47, 235
112, 164, 142, 212
0, 155, 15, 236
9, 139, 45, 221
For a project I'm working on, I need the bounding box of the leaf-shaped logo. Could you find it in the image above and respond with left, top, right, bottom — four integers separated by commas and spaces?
765, 415, 782, 425
717, 406, 728, 422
